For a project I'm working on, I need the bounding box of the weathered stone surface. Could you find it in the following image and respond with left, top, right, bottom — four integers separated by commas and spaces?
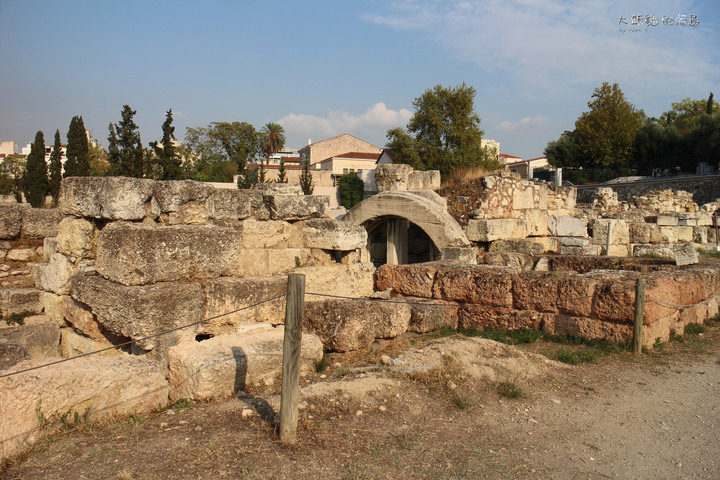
304, 298, 411, 351
236, 248, 333, 277
298, 218, 367, 250
1, 288, 42, 316
96, 223, 244, 285
151, 180, 214, 214
658, 226, 693, 243
43, 237, 57, 261
70, 274, 203, 358
238, 219, 303, 249
547, 216, 586, 237
0, 338, 30, 370
649, 215, 679, 226
604, 244, 629, 257
0, 355, 168, 461
60, 327, 122, 357
39, 292, 66, 326
0, 315, 60, 358
458, 305, 550, 331
403, 297, 459, 333
55, 217, 97, 259
693, 226, 708, 244
543, 315, 632, 343
628, 223, 662, 244
0, 205, 24, 239
376, 263, 438, 298
375, 164, 413, 192
633, 245, 675, 260
433, 265, 515, 306
299, 263, 377, 300
20, 208, 62, 239
199, 276, 287, 335
482, 252, 534, 272
559, 244, 602, 256
586, 271, 638, 323
62, 297, 107, 342
559, 237, 590, 247
523, 209, 549, 236
466, 218, 525, 242
32, 253, 77, 295
591, 219, 629, 246
265, 194, 329, 221
488, 239, 544, 255
6, 248, 36, 261
167, 325, 323, 401
59, 176, 156, 220
208, 189, 268, 220
438, 246, 478, 264
673, 243, 699, 266
407, 171, 441, 191
512, 274, 561, 313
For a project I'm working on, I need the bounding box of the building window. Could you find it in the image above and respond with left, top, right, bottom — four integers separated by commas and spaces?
357, 169, 363, 174
343, 168, 348, 174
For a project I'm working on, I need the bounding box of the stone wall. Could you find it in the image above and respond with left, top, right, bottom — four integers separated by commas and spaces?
576, 175, 720, 205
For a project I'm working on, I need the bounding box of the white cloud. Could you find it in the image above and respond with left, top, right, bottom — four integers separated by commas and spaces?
278, 102, 412, 146
486, 115, 566, 158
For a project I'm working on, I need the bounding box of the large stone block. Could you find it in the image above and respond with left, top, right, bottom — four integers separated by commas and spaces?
591, 219, 629, 246
632, 244, 675, 260
587, 272, 637, 323
32, 253, 77, 295
167, 325, 323, 401
559, 244, 602, 256
39, 292, 67, 326
547, 216, 586, 237
1, 288, 43, 316
299, 263, 377, 300
375, 164, 413, 192
298, 218, 367, 251
523, 209, 548, 236
199, 276, 288, 335
628, 223, 662, 244
403, 297, 459, 333
375, 263, 437, 298
673, 243, 699, 266
0, 355, 168, 461
432, 265, 515, 307
59, 176, 156, 220
70, 274, 204, 358
438, 246, 478, 264
0, 204, 26, 239
488, 239, 544, 255
238, 219, 303, 249
56, 217, 97, 259
304, 298, 411, 351
236, 248, 333, 277
264, 194, 329, 221
0, 315, 60, 358
96, 223, 245, 285
457, 305, 550, 331
20, 208, 62, 239
466, 218, 525, 242
60, 327, 122, 357
62, 297, 107, 342
151, 180, 214, 214
659, 226, 693, 243
0, 339, 30, 370
482, 252, 534, 272
208, 189, 269, 220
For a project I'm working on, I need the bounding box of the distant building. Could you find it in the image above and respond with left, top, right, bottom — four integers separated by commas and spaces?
481, 138, 500, 161
298, 134, 382, 167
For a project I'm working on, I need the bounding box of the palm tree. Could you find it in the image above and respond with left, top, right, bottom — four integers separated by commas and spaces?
260, 122, 286, 182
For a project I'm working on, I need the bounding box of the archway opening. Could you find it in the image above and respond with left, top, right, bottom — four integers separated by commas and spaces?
364, 215, 438, 267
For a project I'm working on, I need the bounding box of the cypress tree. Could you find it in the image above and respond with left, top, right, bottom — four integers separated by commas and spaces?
48, 130, 63, 204
23, 131, 49, 207
276, 157, 287, 183
152, 109, 182, 180
108, 105, 145, 177
299, 158, 313, 195
65, 116, 89, 177
707, 92, 714, 115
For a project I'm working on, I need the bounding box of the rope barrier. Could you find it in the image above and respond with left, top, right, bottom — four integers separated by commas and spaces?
645, 289, 720, 310
0, 294, 286, 380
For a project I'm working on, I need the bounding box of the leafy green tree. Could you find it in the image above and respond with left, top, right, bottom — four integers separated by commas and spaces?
299, 158, 313, 195
386, 83, 499, 179
65, 116, 89, 177
545, 131, 581, 168
276, 157, 288, 183
22, 131, 49, 207
0, 154, 25, 200
259, 122, 286, 183
338, 172, 364, 209
88, 142, 109, 176
107, 105, 145, 177
150, 109, 182, 180
48, 130, 63, 204
659, 95, 720, 131
573, 82, 642, 170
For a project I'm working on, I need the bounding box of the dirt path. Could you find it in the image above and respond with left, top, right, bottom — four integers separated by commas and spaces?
2, 329, 719, 480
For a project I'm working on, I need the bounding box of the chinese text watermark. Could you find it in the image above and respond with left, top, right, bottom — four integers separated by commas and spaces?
618, 14, 699, 32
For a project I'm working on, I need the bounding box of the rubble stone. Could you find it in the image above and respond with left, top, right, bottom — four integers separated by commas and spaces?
0, 315, 60, 358
56, 217, 97, 259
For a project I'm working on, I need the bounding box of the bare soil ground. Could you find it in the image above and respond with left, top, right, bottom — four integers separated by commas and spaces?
2, 322, 719, 480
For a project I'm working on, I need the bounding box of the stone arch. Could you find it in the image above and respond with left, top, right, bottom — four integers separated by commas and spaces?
343, 191, 475, 264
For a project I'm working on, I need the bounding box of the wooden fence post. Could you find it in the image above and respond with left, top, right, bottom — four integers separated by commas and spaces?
633, 278, 645, 355
279, 273, 305, 443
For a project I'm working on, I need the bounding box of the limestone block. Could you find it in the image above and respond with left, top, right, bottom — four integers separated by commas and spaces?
604, 244, 629, 257
591, 219, 629, 246
0, 315, 60, 358
56, 217, 97, 259
457, 305, 550, 331
32, 253, 77, 295
532, 237, 560, 253
523, 209, 548, 236
6, 248, 36, 262
236, 248, 332, 277
298, 263, 377, 300
534, 184, 549, 211
560, 237, 590, 247
542, 315, 632, 344
70, 274, 204, 358
254, 183, 303, 195
628, 223, 662, 244
60, 327, 122, 357
693, 227, 708, 244
559, 244, 602, 256
0, 355, 168, 461
673, 243, 699, 266
547, 216, 586, 237
375, 263, 438, 298
298, 218, 367, 251
151, 179, 214, 213
43, 237, 57, 262
96, 223, 245, 285
483, 252, 534, 272
62, 297, 107, 342
658, 226, 694, 243
167, 326, 323, 401
375, 164, 413, 192
650, 215, 679, 226
438, 246, 478, 264
304, 298, 411, 351
40, 292, 67, 326
407, 170, 441, 191
199, 276, 287, 335
264, 194, 329, 221
432, 265, 515, 307
208, 189, 268, 220
0, 205, 25, 239
59, 176, 155, 220
677, 216, 697, 226
586, 272, 637, 323
1, 288, 42, 316
632, 245, 675, 260
488, 239, 544, 255
238, 219, 303, 249
0, 338, 30, 370
403, 297, 459, 333
466, 218, 524, 242
19, 208, 62, 239
697, 214, 713, 226
512, 187, 534, 210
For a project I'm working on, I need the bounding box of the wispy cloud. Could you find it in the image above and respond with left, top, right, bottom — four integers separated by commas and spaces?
487, 115, 565, 157
278, 102, 412, 146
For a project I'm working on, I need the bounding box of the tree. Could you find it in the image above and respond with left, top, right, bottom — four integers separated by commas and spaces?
0, 154, 25, 200
48, 130, 63, 204
545, 131, 580, 168
706, 92, 714, 115
276, 157, 288, 183
107, 105, 145, 177
65, 116, 89, 177
385, 83, 499, 179
259, 122, 286, 183
659, 95, 720, 130
22, 131, 48, 207
299, 158, 313, 195
338, 172, 364, 209
150, 109, 182, 180
574, 82, 642, 169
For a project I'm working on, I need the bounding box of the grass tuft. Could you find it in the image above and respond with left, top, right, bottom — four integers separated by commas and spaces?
555, 348, 598, 365
496, 380, 524, 399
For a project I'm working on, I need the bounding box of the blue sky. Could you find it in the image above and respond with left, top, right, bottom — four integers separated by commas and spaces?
1, 0, 718, 159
